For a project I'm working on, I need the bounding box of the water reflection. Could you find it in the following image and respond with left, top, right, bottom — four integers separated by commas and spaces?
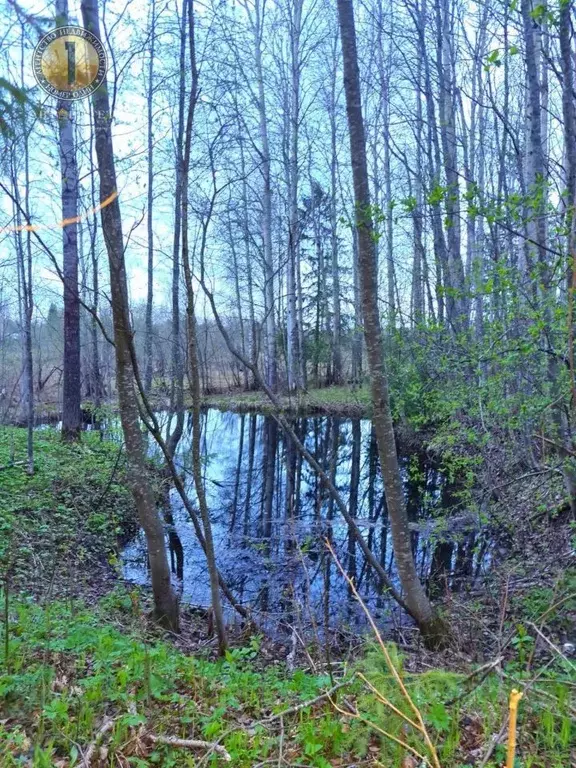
122, 409, 484, 634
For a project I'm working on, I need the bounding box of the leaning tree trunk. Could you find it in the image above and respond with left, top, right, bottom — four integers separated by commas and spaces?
81, 0, 179, 631
180, 0, 227, 655
56, 0, 82, 441
336, 0, 447, 648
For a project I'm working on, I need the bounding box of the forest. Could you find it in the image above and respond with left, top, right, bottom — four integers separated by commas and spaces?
0, 0, 575, 764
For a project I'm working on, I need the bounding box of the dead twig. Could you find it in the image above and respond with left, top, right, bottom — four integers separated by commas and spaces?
528, 622, 576, 673
82, 717, 117, 767
261, 674, 356, 724
444, 656, 504, 707
147, 734, 231, 762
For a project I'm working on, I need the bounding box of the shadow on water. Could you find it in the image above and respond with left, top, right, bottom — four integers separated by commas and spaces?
121, 409, 491, 637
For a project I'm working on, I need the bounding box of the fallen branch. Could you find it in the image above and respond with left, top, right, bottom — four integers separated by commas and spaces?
147, 734, 231, 762
528, 621, 576, 673
261, 674, 356, 724
478, 717, 509, 768
0, 460, 25, 471
444, 656, 504, 707
82, 717, 116, 767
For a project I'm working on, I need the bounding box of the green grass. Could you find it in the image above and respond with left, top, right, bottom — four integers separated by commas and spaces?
0, 426, 574, 767
203, 385, 372, 416
0, 427, 137, 593
0, 591, 574, 767
0, 594, 361, 767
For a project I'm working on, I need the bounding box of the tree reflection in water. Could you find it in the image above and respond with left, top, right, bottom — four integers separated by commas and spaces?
122, 409, 486, 636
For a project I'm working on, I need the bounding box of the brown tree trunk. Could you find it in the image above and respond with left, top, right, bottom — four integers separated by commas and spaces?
81, 0, 179, 631
336, 0, 447, 648
180, 0, 227, 654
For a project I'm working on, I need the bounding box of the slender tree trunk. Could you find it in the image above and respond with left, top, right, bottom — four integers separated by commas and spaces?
180, 0, 227, 654
81, 0, 179, 631
521, 0, 548, 280
435, 0, 467, 332
286, 0, 303, 391
88, 104, 103, 407
238, 131, 258, 384
351, 231, 363, 384
167, 0, 187, 458
251, 0, 277, 391
144, 0, 157, 394
12, 165, 33, 474
12, 58, 34, 473
412, 54, 425, 324
56, 0, 82, 441
336, 0, 446, 647
328, 60, 343, 382
229, 210, 249, 390
558, 0, 576, 512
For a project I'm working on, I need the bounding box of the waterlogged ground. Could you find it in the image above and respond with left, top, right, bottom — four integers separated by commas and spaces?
122, 409, 488, 634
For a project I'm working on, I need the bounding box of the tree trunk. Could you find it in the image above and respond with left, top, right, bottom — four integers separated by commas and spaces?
144, 0, 157, 395
286, 0, 302, 391
180, 0, 227, 654
328, 44, 343, 383
558, 0, 576, 513
56, 0, 82, 442
336, 0, 447, 648
251, 0, 278, 391
81, 0, 179, 631
88, 104, 103, 408
435, 0, 467, 332
167, 0, 187, 458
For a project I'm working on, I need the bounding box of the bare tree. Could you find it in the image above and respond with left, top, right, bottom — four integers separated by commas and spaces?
144, 0, 157, 394
336, 0, 446, 647
180, 0, 228, 653
56, 0, 82, 441
81, 0, 180, 631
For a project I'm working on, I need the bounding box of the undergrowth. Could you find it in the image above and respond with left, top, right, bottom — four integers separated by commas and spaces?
0, 589, 574, 767
0, 427, 574, 766
0, 427, 137, 596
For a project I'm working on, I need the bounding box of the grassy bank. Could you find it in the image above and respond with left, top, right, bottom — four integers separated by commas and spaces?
202, 385, 372, 417
27, 385, 373, 424
1, 589, 575, 767
0, 426, 137, 601
0, 427, 575, 766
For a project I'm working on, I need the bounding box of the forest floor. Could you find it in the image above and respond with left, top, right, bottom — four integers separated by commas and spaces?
0, 427, 575, 767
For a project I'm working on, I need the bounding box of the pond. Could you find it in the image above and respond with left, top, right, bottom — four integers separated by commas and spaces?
122, 409, 488, 636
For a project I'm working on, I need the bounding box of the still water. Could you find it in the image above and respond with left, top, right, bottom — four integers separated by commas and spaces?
122, 409, 485, 633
